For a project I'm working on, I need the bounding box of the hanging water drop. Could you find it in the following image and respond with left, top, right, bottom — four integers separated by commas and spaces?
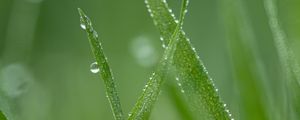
90, 62, 100, 73
80, 17, 87, 30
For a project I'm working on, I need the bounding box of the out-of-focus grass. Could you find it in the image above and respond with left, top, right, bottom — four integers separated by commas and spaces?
0, 0, 299, 120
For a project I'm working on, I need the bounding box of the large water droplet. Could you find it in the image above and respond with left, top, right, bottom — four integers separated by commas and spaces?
80, 17, 87, 30
90, 62, 100, 73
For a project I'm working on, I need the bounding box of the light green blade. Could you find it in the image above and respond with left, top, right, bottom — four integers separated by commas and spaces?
263, 0, 300, 119
78, 8, 124, 120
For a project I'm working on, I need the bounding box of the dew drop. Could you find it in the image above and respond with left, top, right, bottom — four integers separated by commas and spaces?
184, 10, 188, 14
162, 44, 166, 48
215, 89, 219, 92
181, 89, 185, 93
192, 47, 196, 51
80, 16, 87, 30
175, 20, 179, 24
80, 23, 86, 30
160, 36, 164, 41
93, 31, 98, 38
223, 104, 227, 107
90, 62, 100, 73
171, 14, 175, 18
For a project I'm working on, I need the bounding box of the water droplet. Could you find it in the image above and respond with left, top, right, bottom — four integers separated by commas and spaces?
171, 14, 175, 18
160, 36, 164, 41
181, 89, 185, 93
80, 16, 87, 30
90, 62, 100, 73
150, 13, 154, 17
223, 104, 227, 107
164, 56, 168, 60
178, 83, 182, 86
192, 47, 196, 51
80, 23, 86, 30
93, 31, 98, 38
176, 77, 179, 81
175, 20, 179, 24
162, 44, 166, 48
186, 38, 190, 42
184, 9, 188, 14
215, 89, 219, 92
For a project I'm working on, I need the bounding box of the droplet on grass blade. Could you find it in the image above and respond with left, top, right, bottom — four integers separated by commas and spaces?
90, 62, 100, 73
79, 16, 87, 30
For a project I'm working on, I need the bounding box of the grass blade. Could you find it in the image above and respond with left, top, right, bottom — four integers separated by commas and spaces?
0, 111, 7, 120
264, 0, 300, 86
128, 0, 232, 119
127, 0, 188, 119
222, 0, 269, 119
146, 0, 232, 119
263, 0, 300, 119
77, 8, 124, 120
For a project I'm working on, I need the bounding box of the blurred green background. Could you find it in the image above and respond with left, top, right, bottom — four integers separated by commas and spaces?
0, 0, 299, 120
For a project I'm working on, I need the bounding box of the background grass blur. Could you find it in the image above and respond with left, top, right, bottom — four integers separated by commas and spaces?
0, 0, 299, 120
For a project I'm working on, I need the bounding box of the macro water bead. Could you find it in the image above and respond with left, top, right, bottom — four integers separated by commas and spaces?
90, 62, 100, 73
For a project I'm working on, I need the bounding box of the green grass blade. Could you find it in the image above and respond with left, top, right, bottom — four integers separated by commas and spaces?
165, 83, 194, 120
77, 8, 124, 120
264, 0, 300, 86
144, 0, 232, 119
263, 0, 300, 119
127, 0, 188, 119
0, 111, 7, 120
222, 0, 269, 119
